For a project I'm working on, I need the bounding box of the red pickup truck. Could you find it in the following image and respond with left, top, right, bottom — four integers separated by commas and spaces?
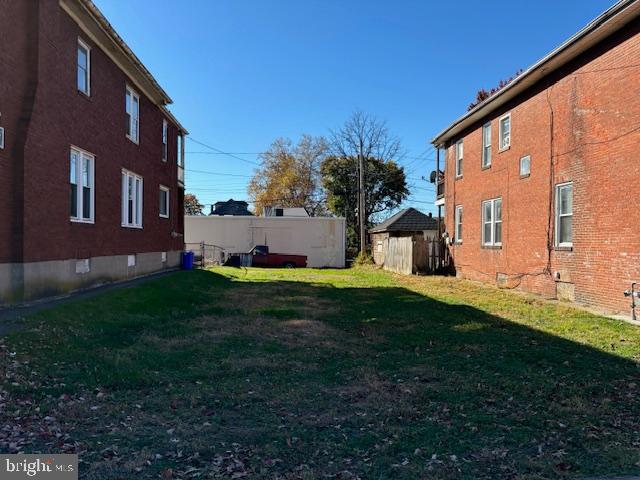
249, 245, 307, 268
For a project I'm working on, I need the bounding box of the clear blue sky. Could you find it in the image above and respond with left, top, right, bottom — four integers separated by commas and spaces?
95, 0, 612, 215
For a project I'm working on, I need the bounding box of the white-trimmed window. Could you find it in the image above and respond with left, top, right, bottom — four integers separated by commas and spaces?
159, 185, 169, 218
482, 122, 491, 167
0, 127, 4, 149
482, 197, 502, 246
162, 119, 168, 161
555, 182, 573, 247
454, 205, 463, 243
77, 39, 90, 95
125, 86, 140, 143
455, 139, 463, 177
520, 155, 531, 177
121, 169, 143, 228
70, 146, 95, 223
499, 113, 511, 150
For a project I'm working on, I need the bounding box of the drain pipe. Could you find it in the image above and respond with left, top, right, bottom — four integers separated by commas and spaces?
624, 282, 638, 321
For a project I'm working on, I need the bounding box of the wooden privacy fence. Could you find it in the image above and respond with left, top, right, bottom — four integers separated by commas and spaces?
383, 236, 449, 275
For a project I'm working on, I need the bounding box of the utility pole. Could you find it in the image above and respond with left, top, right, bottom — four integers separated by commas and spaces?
358, 151, 366, 255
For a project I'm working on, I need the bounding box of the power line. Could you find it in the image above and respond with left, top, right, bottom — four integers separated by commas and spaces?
187, 137, 260, 166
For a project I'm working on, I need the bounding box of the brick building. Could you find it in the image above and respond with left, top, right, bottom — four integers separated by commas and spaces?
432, 0, 640, 315
0, 0, 187, 302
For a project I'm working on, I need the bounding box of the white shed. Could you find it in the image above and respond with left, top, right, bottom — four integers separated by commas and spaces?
184, 215, 346, 268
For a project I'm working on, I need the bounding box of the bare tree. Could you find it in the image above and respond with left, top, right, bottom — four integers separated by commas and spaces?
330, 111, 402, 255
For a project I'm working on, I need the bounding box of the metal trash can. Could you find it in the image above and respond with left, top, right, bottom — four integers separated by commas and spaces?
181, 251, 194, 270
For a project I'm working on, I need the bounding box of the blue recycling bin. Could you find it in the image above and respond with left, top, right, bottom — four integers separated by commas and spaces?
181, 251, 194, 270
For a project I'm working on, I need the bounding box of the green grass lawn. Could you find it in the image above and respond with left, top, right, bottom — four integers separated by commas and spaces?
1, 267, 639, 479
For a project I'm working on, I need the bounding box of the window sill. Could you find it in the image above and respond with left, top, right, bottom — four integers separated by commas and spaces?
70, 218, 94, 225
454, 241, 462, 245
554, 245, 573, 252
159, 214, 169, 219
121, 224, 143, 230
481, 245, 502, 250
77, 89, 91, 99
126, 135, 139, 145
520, 173, 530, 179
481, 164, 491, 171
455, 175, 463, 181
498, 146, 510, 153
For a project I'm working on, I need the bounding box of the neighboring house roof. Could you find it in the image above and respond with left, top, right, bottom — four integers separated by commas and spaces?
431, 0, 640, 146
60, 0, 188, 133
370, 208, 439, 233
210, 199, 253, 216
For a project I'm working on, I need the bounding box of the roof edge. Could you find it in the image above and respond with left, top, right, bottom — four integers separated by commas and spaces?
60, 0, 173, 106
431, 0, 640, 146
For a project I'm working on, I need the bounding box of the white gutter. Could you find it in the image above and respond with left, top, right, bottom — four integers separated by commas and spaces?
431, 0, 640, 146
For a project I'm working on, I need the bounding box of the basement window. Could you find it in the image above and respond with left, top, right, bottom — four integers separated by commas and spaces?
455, 139, 463, 177
121, 169, 143, 228
482, 197, 502, 247
555, 182, 573, 247
125, 86, 140, 143
70, 146, 95, 223
77, 38, 90, 95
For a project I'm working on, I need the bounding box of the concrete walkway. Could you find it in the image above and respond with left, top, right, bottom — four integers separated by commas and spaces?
0, 269, 178, 335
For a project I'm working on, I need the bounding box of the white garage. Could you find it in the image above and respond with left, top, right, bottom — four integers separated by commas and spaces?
184, 215, 346, 268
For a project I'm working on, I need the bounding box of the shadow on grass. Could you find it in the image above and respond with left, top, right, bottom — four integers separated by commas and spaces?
5, 268, 640, 479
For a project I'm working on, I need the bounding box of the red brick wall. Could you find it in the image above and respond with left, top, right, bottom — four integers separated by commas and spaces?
0, 0, 184, 264
442, 21, 640, 314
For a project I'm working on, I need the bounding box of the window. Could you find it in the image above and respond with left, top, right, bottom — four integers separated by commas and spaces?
162, 119, 168, 161
482, 122, 491, 167
455, 139, 463, 177
454, 205, 463, 243
125, 86, 140, 143
0, 127, 4, 149
520, 155, 531, 177
482, 198, 502, 246
499, 113, 511, 150
77, 39, 90, 95
121, 169, 143, 228
159, 185, 169, 218
555, 182, 573, 247
70, 147, 94, 223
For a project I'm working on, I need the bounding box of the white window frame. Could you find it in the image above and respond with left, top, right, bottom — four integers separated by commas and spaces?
499, 113, 511, 150
0, 127, 4, 149
455, 139, 463, 178
482, 197, 502, 247
159, 185, 170, 218
520, 155, 531, 177
555, 182, 573, 248
162, 119, 168, 161
70, 146, 95, 224
77, 38, 91, 96
482, 122, 491, 168
125, 86, 140, 144
121, 169, 143, 228
454, 205, 463, 244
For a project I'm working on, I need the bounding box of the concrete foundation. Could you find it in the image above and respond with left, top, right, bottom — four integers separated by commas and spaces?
0, 251, 181, 304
